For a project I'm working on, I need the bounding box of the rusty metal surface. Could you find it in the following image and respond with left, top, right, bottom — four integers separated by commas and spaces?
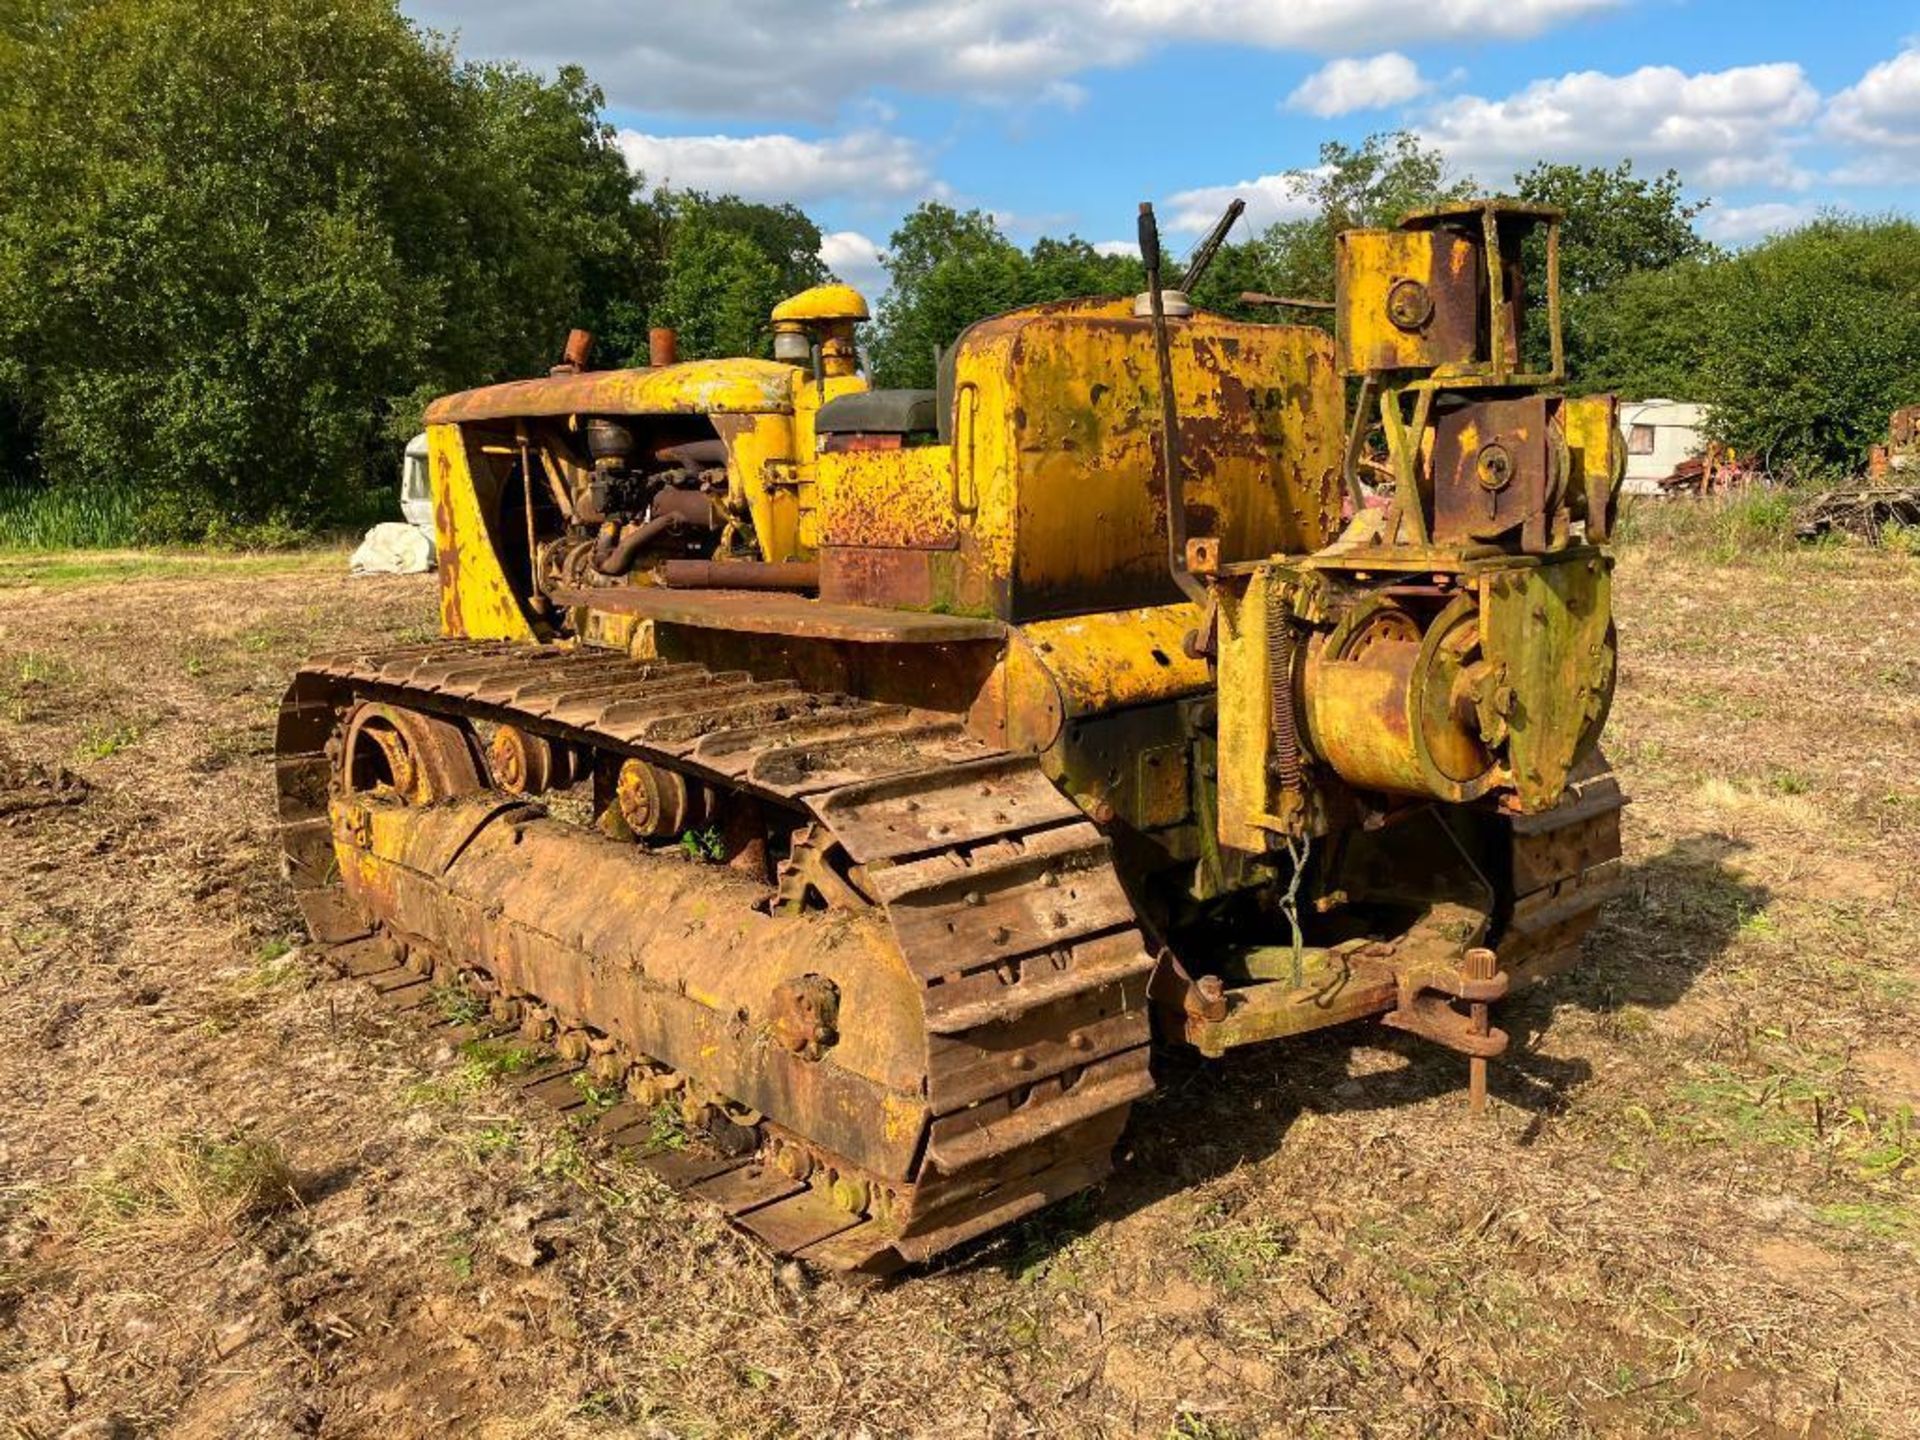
1501, 754, 1626, 977
1181, 947, 1399, 1057
1180, 767, 1621, 1061
422, 358, 796, 425
484, 724, 570, 796
277, 641, 1154, 1273
949, 300, 1344, 622
271, 199, 1636, 1276
657, 560, 820, 591
816, 445, 959, 552
1335, 228, 1481, 374
1478, 559, 1615, 813
299, 931, 906, 1275
550, 584, 1005, 644
1012, 604, 1209, 718
1431, 396, 1560, 545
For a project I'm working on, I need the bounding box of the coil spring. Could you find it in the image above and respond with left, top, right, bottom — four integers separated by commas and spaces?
1266, 582, 1303, 793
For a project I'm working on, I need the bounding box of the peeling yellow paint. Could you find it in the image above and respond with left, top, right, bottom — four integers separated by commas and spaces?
948, 299, 1343, 620
428, 423, 534, 643
424, 358, 799, 425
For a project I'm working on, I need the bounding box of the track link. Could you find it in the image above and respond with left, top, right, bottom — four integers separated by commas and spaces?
1500, 752, 1626, 974
276, 641, 1155, 1275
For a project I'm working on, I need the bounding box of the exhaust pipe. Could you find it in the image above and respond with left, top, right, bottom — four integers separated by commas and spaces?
551, 328, 594, 375
658, 560, 819, 592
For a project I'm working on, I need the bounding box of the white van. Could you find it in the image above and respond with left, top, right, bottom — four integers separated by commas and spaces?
401, 432, 433, 532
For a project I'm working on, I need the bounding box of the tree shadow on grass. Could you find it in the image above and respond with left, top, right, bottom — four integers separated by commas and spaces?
958, 834, 1769, 1279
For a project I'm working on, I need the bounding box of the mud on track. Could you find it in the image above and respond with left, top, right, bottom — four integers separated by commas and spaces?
1, 544, 1917, 1438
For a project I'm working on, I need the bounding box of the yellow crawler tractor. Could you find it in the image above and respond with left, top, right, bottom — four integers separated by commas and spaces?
278, 200, 1623, 1274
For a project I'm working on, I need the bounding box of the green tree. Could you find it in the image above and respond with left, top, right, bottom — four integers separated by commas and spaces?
1257, 131, 1474, 308
1026, 236, 1143, 302
1512, 160, 1715, 385
0, 0, 653, 541
654, 216, 785, 361
1513, 160, 1714, 296
664, 192, 827, 298
868, 205, 1024, 387
866, 215, 1165, 388
1574, 216, 1920, 475
385, 60, 662, 439
465, 64, 665, 375
1698, 217, 1920, 474
1183, 240, 1287, 323
861, 165, 1448, 389
638, 190, 828, 362
1565, 259, 1724, 401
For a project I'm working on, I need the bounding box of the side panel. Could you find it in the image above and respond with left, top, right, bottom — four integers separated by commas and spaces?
1479, 558, 1614, 813
719, 372, 868, 563
1334, 229, 1482, 374
714, 412, 801, 563
427, 423, 534, 642
1561, 393, 1624, 539
1214, 568, 1281, 854
816, 443, 968, 611
817, 447, 959, 551
982, 601, 1210, 757
950, 306, 1344, 622
792, 372, 871, 558
1016, 604, 1209, 719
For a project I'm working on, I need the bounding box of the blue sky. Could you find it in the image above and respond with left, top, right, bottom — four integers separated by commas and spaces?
399, 1, 1920, 294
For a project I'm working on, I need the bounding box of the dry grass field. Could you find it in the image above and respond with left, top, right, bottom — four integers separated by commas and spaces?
0, 530, 1916, 1439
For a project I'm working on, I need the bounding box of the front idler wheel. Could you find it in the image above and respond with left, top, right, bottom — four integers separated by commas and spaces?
337, 702, 483, 805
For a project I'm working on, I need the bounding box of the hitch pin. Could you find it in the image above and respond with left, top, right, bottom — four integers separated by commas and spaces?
1466, 946, 1496, 1113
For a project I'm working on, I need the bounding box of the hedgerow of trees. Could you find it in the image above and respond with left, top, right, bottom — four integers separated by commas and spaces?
2, 0, 1915, 551
1571, 217, 1920, 473
865, 133, 1470, 389
0, 0, 824, 542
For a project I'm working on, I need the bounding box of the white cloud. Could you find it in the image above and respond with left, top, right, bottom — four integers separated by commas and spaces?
616, 129, 937, 204
1165, 170, 1320, 235
1829, 153, 1911, 186
1420, 63, 1820, 190
1827, 44, 1920, 150
1699, 201, 1830, 246
403, 0, 1616, 118
1287, 53, 1430, 116
819, 230, 888, 297
1093, 239, 1140, 258
987, 207, 1078, 239
1104, 0, 1614, 49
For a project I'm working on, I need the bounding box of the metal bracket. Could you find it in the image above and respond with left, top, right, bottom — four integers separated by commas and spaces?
1148, 946, 1228, 1025
1381, 990, 1507, 1058
333, 802, 372, 850
1380, 945, 1508, 1111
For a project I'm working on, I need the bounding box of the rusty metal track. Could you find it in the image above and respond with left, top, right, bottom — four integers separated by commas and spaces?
326, 931, 910, 1268
276, 641, 1155, 1275
1501, 755, 1626, 977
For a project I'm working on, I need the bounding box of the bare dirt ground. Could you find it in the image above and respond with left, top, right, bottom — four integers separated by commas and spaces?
0, 539, 1916, 1439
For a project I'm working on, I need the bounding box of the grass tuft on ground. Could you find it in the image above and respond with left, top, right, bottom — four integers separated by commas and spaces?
0, 547, 343, 589
0, 478, 144, 549
56, 1132, 302, 1249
